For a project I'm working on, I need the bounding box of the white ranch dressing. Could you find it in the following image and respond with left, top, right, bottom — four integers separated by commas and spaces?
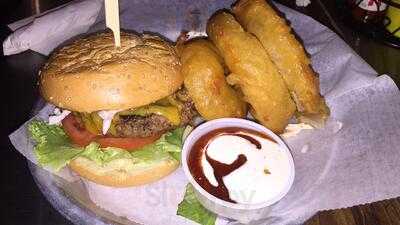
48, 108, 71, 125
201, 132, 291, 204
98, 110, 121, 135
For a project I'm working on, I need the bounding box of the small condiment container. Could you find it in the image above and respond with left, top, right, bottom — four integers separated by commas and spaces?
181, 118, 295, 223
386, 0, 400, 37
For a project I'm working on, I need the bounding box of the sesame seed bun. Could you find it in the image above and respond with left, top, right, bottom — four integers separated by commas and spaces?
69, 156, 179, 187
39, 31, 183, 113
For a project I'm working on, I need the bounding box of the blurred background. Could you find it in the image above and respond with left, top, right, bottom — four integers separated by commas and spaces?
0, 0, 73, 24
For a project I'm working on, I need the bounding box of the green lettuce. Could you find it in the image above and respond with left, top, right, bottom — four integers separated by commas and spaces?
80, 143, 135, 165
28, 120, 184, 172
131, 127, 184, 162
29, 121, 82, 171
177, 184, 217, 225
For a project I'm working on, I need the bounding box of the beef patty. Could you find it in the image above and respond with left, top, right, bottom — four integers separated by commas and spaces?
115, 88, 197, 138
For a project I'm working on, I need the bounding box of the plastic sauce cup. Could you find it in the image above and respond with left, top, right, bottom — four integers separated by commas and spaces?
181, 118, 295, 223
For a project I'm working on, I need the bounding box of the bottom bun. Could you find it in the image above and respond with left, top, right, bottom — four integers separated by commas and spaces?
69, 156, 179, 187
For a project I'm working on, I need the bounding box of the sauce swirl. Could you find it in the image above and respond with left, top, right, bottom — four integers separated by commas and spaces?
188, 127, 276, 203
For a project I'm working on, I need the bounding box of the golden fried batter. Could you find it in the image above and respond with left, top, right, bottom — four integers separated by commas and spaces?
207, 12, 296, 133
233, 0, 329, 125
179, 38, 247, 120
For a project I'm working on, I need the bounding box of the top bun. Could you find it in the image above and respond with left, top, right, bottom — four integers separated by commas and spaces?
40, 31, 183, 112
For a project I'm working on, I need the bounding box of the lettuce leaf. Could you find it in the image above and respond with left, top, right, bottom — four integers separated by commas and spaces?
28, 120, 184, 172
132, 127, 184, 162
80, 143, 135, 165
165, 127, 184, 147
29, 121, 82, 171
177, 184, 217, 225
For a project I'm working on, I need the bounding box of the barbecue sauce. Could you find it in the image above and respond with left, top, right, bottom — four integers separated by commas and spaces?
188, 127, 275, 203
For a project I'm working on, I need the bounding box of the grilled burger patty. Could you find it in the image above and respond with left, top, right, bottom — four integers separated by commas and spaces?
115, 89, 197, 138
116, 114, 173, 138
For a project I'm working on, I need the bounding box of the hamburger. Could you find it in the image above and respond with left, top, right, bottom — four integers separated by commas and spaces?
29, 31, 197, 187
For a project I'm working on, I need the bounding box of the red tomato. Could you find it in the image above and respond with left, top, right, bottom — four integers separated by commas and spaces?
62, 114, 97, 147
61, 114, 160, 151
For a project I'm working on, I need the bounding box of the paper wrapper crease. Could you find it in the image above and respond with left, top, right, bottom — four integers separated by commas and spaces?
8, 0, 400, 225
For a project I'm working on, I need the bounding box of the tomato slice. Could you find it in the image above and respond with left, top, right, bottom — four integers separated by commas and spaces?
62, 114, 97, 147
61, 114, 160, 151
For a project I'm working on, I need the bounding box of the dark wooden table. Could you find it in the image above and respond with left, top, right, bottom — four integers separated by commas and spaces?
1, 1, 399, 225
